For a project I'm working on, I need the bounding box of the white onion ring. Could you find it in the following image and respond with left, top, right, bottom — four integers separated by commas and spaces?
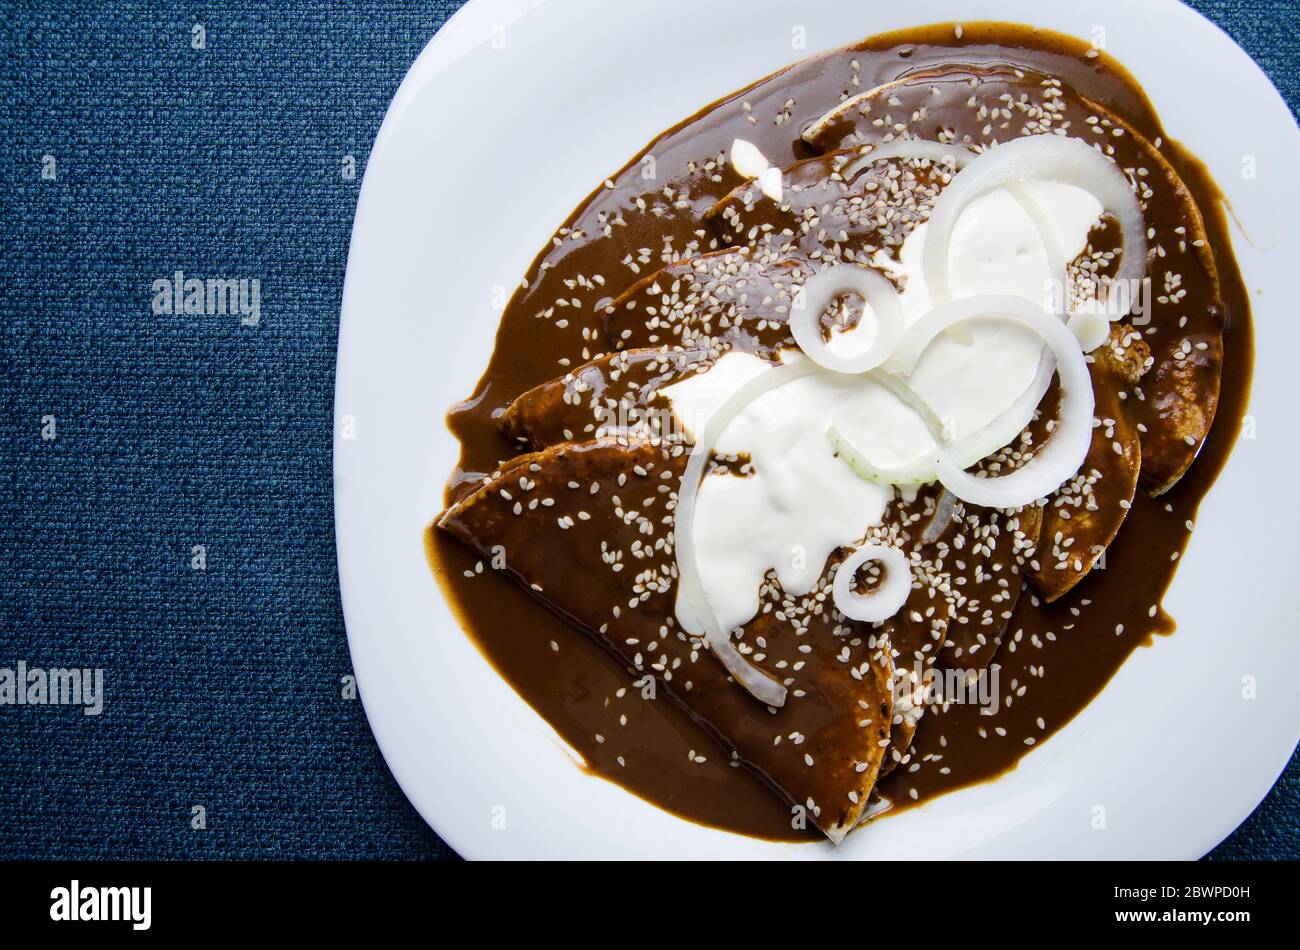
842, 143, 1064, 297
843, 140, 1071, 344
827, 424, 936, 486
672, 138, 1124, 696
871, 368, 949, 438
921, 134, 1147, 316
832, 544, 913, 623
842, 139, 973, 180
888, 295, 1094, 509
942, 348, 1056, 468
790, 265, 905, 374
1003, 183, 1069, 317
675, 361, 823, 707
827, 353, 1054, 490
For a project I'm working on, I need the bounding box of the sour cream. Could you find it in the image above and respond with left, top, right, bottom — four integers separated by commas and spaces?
664, 181, 1102, 636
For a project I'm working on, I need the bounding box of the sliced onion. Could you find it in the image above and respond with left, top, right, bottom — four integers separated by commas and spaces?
675, 360, 823, 707
824, 359, 968, 487
827, 425, 936, 486
842, 139, 974, 180
1003, 183, 1068, 317
840, 142, 1062, 295
870, 368, 948, 437
832, 544, 913, 623
832, 348, 1055, 491
843, 140, 972, 352
888, 295, 1094, 509
942, 348, 1056, 468
790, 265, 904, 374
921, 489, 957, 544
828, 350, 1054, 490
843, 140, 1072, 344
921, 134, 1147, 317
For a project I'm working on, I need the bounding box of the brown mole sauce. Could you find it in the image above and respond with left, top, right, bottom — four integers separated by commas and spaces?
427, 22, 1253, 842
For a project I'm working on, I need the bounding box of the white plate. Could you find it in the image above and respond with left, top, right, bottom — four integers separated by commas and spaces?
335, 0, 1300, 859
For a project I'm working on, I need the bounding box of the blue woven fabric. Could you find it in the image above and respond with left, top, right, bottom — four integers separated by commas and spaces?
0, 0, 1294, 860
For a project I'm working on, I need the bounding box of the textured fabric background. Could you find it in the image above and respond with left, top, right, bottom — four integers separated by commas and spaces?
0, 0, 1295, 860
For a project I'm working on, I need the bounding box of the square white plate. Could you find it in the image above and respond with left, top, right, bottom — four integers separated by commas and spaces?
335, 0, 1300, 859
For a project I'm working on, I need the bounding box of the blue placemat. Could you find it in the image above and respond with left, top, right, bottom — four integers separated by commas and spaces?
0, 0, 1295, 860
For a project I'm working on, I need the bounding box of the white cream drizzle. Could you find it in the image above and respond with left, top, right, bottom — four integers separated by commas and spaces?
664, 181, 1103, 637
